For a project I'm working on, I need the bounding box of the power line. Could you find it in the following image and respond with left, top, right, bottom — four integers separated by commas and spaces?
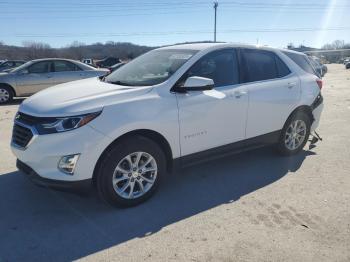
1, 1, 349, 7
0, 1, 349, 11
0, 7, 346, 18
3, 27, 349, 38
1, 5, 348, 13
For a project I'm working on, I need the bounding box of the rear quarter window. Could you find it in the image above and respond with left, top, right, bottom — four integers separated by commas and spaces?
283, 51, 316, 75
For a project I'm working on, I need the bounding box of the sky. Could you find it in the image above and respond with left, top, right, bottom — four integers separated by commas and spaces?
1, 0, 349, 49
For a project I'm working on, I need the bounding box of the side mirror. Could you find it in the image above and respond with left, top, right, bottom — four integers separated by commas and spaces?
183, 76, 214, 91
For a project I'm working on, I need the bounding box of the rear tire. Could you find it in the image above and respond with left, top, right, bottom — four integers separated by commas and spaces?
96, 136, 166, 207
0, 85, 13, 104
277, 112, 311, 156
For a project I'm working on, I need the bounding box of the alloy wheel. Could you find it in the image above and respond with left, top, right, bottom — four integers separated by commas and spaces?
284, 119, 307, 150
112, 151, 158, 199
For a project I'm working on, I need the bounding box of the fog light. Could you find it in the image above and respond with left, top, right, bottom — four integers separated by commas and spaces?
58, 154, 80, 175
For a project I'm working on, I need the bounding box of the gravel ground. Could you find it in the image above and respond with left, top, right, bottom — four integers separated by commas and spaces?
0, 64, 349, 262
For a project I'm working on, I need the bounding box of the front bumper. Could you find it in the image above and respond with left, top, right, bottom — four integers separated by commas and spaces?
11, 124, 113, 182
17, 159, 92, 192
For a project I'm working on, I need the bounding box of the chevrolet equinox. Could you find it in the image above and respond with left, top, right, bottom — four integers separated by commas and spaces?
11, 43, 324, 207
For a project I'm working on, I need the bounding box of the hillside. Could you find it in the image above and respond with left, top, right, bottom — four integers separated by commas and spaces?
0, 41, 154, 61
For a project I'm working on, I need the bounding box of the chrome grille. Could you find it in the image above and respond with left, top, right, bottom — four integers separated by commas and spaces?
12, 123, 34, 149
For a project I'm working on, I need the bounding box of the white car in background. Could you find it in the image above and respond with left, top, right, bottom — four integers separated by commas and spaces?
11, 43, 323, 207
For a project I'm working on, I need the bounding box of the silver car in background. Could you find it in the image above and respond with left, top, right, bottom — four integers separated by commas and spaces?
0, 58, 109, 104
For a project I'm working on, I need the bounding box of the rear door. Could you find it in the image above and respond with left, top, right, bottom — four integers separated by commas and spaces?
240, 48, 300, 139
15, 61, 54, 95
51, 60, 85, 85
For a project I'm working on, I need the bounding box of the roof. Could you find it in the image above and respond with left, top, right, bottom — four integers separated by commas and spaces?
29, 58, 80, 63
158, 42, 305, 55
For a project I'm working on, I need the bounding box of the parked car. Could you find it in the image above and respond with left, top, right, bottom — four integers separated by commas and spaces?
82, 58, 94, 65
308, 56, 326, 77
0, 58, 108, 104
11, 44, 323, 207
0, 60, 26, 72
109, 62, 127, 72
346, 62, 350, 69
95, 57, 121, 68
313, 56, 327, 75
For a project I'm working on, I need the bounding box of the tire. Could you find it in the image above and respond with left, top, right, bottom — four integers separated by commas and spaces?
277, 111, 311, 156
0, 85, 14, 104
96, 135, 166, 207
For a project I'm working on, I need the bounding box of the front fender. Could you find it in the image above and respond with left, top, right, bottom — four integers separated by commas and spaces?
88, 91, 180, 158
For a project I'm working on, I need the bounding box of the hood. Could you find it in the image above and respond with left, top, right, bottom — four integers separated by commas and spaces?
19, 77, 153, 117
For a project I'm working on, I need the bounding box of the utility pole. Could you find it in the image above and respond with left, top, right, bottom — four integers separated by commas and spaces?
214, 1, 218, 42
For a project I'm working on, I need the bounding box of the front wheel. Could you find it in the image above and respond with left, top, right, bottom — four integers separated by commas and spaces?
277, 112, 311, 156
96, 136, 166, 207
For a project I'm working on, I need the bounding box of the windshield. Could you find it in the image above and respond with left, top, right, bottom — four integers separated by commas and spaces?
10, 61, 33, 73
104, 49, 198, 86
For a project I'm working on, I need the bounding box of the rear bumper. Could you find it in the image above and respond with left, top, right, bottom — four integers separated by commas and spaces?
311, 95, 324, 131
17, 159, 92, 192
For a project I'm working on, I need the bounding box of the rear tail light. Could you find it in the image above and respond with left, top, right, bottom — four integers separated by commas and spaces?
316, 79, 323, 90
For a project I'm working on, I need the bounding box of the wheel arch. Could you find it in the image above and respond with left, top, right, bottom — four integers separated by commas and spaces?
0, 83, 16, 96
284, 105, 314, 128
92, 129, 174, 185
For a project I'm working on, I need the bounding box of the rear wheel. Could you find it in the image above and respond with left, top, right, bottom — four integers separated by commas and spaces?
0, 86, 13, 104
277, 112, 311, 156
96, 136, 166, 207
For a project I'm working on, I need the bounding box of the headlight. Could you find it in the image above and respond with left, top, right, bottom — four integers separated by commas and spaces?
36, 111, 101, 134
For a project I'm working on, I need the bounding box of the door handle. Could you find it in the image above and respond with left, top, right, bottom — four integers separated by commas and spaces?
234, 91, 247, 98
287, 82, 296, 88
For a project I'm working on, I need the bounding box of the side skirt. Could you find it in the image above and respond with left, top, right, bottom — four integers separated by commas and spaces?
173, 130, 281, 170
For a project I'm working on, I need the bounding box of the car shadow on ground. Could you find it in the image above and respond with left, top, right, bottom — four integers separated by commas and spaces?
0, 147, 315, 261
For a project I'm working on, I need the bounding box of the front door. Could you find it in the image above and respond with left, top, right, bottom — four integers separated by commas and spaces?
15, 61, 53, 96
176, 49, 248, 156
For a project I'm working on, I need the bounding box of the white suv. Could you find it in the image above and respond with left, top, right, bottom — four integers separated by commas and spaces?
11, 43, 324, 207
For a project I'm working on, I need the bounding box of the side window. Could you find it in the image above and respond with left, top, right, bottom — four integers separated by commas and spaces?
53, 61, 77, 72
28, 62, 50, 73
242, 49, 278, 82
275, 56, 291, 77
186, 49, 239, 87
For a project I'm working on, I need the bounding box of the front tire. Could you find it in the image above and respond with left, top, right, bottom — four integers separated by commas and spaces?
277, 112, 311, 156
0, 86, 13, 104
96, 136, 166, 207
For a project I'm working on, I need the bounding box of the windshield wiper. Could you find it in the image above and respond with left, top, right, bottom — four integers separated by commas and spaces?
107, 80, 134, 86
